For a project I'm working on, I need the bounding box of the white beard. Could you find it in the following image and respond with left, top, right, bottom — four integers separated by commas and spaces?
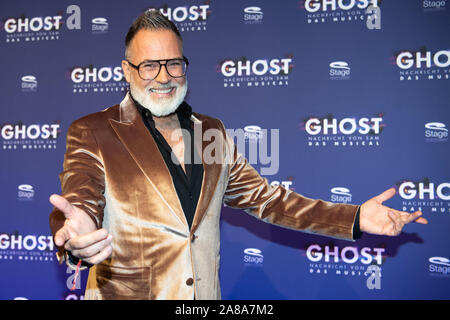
130, 80, 188, 117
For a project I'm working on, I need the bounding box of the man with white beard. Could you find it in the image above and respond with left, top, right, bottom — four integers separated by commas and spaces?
49, 10, 427, 300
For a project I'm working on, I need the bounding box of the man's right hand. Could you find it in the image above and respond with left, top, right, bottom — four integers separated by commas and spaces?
49, 194, 113, 265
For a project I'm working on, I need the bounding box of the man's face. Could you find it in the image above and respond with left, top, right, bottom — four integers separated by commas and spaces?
122, 29, 187, 117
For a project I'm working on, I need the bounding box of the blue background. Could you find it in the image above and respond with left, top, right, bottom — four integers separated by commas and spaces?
0, 0, 449, 300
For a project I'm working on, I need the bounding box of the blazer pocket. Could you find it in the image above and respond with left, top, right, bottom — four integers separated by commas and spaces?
95, 264, 152, 300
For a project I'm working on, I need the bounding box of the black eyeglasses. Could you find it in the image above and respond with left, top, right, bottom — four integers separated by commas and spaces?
126, 56, 189, 81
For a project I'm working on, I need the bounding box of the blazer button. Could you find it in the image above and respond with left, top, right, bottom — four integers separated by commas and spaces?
186, 277, 194, 286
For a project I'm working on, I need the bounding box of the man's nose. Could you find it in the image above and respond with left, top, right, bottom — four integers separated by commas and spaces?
154, 64, 171, 83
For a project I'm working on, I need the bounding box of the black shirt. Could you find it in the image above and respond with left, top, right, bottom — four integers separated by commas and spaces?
131, 94, 204, 230
130, 94, 362, 239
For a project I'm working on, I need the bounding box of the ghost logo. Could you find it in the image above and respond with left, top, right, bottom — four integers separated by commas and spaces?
303, 115, 384, 148
364, 265, 381, 289
399, 181, 450, 201
302, 0, 380, 25
398, 179, 450, 214
304, 0, 379, 12
221, 58, 292, 77
4, 4, 81, 43
1, 122, 60, 151
396, 50, 450, 70
395, 49, 450, 80
220, 56, 293, 88
306, 244, 385, 277
151, 4, 210, 32
70, 65, 126, 93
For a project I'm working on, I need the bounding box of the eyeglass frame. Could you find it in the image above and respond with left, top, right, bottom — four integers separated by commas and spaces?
126, 56, 189, 81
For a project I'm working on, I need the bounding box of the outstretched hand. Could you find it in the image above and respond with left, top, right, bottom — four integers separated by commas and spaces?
49, 194, 112, 265
360, 188, 428, 236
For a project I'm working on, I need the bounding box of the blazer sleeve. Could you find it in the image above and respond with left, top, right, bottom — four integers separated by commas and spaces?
221, 126, 359, 241
49, 119, 106, 255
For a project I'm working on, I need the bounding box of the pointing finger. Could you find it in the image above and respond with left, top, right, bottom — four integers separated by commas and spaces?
49, 194, 76, 219
54, 226, 74, 247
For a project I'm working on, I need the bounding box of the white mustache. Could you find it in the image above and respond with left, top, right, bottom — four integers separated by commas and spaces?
148, 83, 178, 90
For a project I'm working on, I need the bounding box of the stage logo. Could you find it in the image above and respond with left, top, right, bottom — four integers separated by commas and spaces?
3, 4, 81, 43
423, 0, 447, 12
393, 48, 450, 81
91, 17, 109, 35
0, 233, 54, 262
219, 55, 293, 88
425, 122, 448, 142
1, 122, 61, 151
329, 61, 351, 80
69, 64, 127, 93
17, 184, 34, 201
244, 125, 264, 141
398, 178, 450, 214
299, 0, 381, 29
300, 113, 384, 147
146, 3, 210, 32
330, 187, 352, 203
243, 7, 264, 24
428, 256, 450, 277
21, 75, 38, 92
243, 248, 264, 267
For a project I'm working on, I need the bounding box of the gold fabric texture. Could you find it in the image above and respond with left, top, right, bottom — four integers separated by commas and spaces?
49, 94, 358, 300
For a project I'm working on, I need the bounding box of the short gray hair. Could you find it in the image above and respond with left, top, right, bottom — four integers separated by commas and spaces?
125, 10, 183, 59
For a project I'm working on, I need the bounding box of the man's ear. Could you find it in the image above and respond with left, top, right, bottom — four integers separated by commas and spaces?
121, 60, 131, 83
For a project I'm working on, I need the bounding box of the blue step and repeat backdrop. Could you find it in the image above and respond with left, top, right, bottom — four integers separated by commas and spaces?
0, 0, 449, 300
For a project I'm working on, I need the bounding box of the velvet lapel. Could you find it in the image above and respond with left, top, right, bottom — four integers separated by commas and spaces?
108, 94, 188, 229
189, 114, 222, 234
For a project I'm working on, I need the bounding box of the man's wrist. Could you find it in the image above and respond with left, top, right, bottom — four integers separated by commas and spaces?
352, 207, 364, 239
66, 251, 93, 269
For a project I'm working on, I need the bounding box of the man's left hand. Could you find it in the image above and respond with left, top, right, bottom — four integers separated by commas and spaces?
360, 187, 428, 236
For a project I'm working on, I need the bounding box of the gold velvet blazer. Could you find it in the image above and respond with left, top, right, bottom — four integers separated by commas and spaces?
49, 93, 359, 300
